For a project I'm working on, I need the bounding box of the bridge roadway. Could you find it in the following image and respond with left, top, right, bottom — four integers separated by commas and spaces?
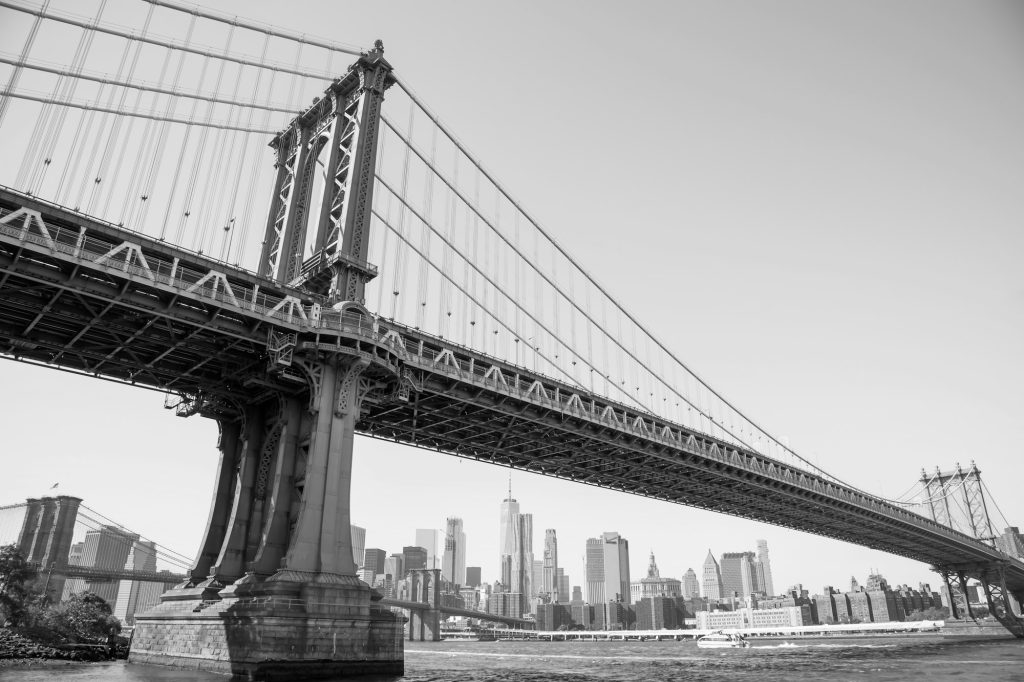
1, 186, 1022, 594
379, 598, 532, 628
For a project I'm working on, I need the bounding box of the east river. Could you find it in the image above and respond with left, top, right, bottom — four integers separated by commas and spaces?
2, 637, 1022, 681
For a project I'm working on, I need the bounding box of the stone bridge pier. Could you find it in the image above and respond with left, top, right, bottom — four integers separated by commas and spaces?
16, 495, 81, 602
406, 568, 443, 641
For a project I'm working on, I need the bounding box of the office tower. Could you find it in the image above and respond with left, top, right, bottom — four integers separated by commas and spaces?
702, 550, 723, 601
498, 487, 533, 615
720, 551, 755, 603
363, 548, 387, 580
585, 537, 605, 604
465, 566, 482, 588
442, 517, 466, 586
542, 529, 558, 599
403, 546, 427, 571
532, 560, 543, 599
556, 569, 569, 603
756, 539, 775, 596
67, 525, 139, 604
499, 488, 520, 574
682, 568, 700, 599
350, 525, 366, 569
384, 554, 405, 581
113, 540, 171, 625
415, 528, 441, 570
602, 532, 630, 604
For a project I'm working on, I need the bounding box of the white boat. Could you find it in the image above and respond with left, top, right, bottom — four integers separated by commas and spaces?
696, 631, 751, 649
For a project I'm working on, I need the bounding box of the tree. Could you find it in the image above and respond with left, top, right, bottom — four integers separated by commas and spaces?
40, 592, 121, 642
0, 544, 39, 626
906, 606, 950, 621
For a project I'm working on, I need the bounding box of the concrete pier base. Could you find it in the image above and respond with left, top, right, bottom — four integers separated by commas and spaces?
130, 576, 404, 680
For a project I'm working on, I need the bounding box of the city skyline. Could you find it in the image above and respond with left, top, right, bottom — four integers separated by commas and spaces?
1, 0, 1021, 602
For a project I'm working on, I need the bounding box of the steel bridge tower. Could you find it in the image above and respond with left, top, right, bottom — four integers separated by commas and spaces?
129, 43, 408, 678
921, 463, 1024, 636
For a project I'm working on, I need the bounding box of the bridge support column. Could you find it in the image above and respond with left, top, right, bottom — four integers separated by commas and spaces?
130, 355, 404, 679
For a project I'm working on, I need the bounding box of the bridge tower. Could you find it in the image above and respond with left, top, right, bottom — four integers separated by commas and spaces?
16, 496, 81, 602
406, 568, 443, 641
922, 463, 1024, 637
130, 43, 407, 679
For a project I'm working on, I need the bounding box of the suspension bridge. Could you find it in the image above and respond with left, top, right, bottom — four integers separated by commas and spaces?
0, 0, 1021, 677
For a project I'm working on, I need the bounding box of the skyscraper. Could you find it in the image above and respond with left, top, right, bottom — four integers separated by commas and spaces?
350, 525, 366, 569
756, 539, 775, 596
442, 517, 466, 586
682, 568, 700, 599
363, 548, 387, 579
498, 486, 533, 615
465, 566, 482, 588
720, 551, 755, 603
403, 546, 427, 571
702, 550, 723, 601
415, 528, 441, 569
384, 553, 405, 581
585, 537, 605, 604
602, 532, 630, 604
542, 529, 558, 600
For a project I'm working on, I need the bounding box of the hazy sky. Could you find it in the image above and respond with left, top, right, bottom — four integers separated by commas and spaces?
1, 0, 1022, 598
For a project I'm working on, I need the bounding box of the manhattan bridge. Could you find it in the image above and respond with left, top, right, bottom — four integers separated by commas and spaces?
0, 0, 1020, 677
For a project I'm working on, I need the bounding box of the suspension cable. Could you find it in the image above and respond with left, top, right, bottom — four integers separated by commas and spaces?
138, 0, 365, 56
0, 1, 339, 81
0, 90, 279, 133
0, 56, 302, 114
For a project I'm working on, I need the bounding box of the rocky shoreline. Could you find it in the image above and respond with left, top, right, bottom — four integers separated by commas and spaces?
0, 628, 117, 665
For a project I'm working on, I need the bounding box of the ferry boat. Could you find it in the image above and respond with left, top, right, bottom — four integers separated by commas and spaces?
696, 631, 751, 649
440, 628, 497, 642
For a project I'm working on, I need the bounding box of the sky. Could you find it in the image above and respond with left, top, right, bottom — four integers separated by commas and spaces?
1, 0, 1023, 598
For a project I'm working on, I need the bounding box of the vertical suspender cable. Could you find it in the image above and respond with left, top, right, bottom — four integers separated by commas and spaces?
0, 0, 50, 127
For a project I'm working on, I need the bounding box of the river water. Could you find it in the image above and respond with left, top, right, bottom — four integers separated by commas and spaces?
1, 637, 1022, 681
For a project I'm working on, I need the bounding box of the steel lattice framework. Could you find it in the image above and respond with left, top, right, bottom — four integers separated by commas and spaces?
2, 185, 1023, 601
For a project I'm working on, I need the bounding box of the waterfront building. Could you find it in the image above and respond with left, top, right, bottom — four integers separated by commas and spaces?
630, 553, 682, 602
833, 591, 852, 623
465, 566, 481, 588
815, 587, 839, 624
868, 590, 900, 622
601, 532, 631, 604
846, 590, 872, 623
635, 596, 684, 630
542, 529, 558, 600
402, 545, 428, 571
682, 568, 700, 599
350, 525, 365, 569
487, 591, 522, 618
696, 605, 809, 629
416, 528, 441, 570
532, 559, 543, 599
756, 539, 775, 596
535, 602, 572, 630
701, 550, 723, 601
720, 551, 756, 605
995, 527, 1024, 559
442, 517, 466, 586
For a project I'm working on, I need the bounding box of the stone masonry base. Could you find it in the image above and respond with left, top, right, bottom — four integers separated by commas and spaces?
129, 581, 404, 680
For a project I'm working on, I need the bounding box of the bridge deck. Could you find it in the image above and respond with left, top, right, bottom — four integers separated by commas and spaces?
1, 187, 1021, 592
